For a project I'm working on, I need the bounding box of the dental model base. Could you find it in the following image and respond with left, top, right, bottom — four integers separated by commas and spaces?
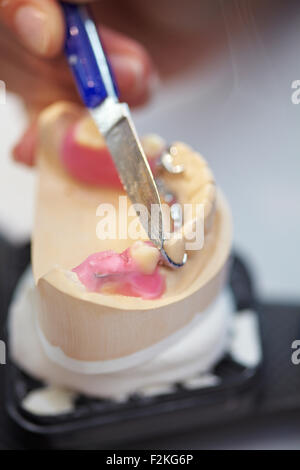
9, 266, 233, 402
25, 102, 232, 376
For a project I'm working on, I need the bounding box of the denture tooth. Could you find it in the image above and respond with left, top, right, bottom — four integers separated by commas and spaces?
38, 102, 83, 160
140, 134, 166, 159
130, 241, 160, 275
74, 115, 105, 149
203, 182, 216, 199
159, 142, 217, 246
163, 235, 186, 266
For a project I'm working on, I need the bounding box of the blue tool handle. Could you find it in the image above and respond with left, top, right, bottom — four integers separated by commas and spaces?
62, 2, 119, 109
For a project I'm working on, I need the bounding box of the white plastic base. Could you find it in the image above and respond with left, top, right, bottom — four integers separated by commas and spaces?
9, 267, 234, 401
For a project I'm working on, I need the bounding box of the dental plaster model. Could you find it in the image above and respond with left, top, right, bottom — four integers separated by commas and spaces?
9, 101, 232, 401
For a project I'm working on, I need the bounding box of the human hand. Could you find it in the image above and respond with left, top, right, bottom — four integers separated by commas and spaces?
0, 0, 156, 165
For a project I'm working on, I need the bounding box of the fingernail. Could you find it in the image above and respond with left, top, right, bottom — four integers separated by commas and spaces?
14, 5, 49, 55
110, 55, 146, 94
125, 56, 146, 93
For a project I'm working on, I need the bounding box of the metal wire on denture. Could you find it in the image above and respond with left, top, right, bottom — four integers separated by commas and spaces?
94, 272, 123, 279
155, 145, 187, 268
156, 144, 185, 175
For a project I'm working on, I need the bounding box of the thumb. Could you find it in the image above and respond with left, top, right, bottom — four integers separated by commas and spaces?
0, 0, 65, 57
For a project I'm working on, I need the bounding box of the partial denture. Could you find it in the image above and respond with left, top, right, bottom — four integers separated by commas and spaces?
60, 115, 164, 188
73, 241, 164, 300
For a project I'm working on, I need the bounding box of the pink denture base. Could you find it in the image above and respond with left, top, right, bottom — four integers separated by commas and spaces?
72, 247, 165, 300
61, 125, 158, 188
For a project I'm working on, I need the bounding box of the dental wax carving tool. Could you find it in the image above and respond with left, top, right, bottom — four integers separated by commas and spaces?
62, 2, 185, 267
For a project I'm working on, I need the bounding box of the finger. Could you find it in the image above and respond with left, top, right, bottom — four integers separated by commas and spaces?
13, 119, 38, 166
0, 1, 98, 57
100, 26, 158, 107
0, 0, 64, 57
0, 1, 157, 105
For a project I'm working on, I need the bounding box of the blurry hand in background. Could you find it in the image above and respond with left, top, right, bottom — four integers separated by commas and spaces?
0, 0, 156, 165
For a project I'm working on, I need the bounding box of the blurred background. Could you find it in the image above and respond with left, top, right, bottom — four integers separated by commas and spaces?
0, 0, 299, 449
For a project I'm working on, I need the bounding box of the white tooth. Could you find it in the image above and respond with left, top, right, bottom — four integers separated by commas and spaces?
140, 134, 166, 158
38, 101, 83, 159
163, 234, 186, 266
130, 241, 160, 275
75, 115, 106, 149
160, 142, 217, 241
